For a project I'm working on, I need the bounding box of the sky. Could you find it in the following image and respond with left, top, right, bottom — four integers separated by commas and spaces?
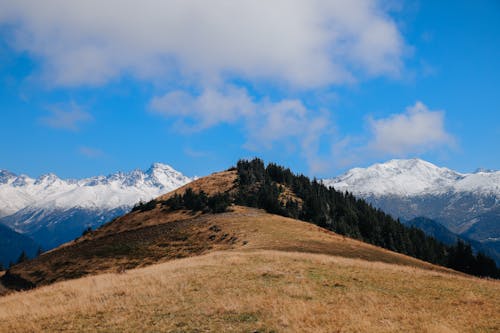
0, 0, 499, 179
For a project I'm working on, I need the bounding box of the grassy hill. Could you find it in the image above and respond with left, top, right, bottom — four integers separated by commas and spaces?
1, 204, 456, 290
0, 249, 499, 332
0, 165, 499, 331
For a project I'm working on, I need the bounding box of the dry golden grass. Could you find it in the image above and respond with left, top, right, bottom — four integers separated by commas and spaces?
0, 250, 498, 332
277, 183, 303, 207
5, 206, 459, 291
159, 170, 238, 200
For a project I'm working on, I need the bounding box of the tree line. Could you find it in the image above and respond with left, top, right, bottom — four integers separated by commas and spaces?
234, 158, 499, 278
131, 188, 231, 215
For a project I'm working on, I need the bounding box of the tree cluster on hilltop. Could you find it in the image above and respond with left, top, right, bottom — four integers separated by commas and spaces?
235, 158, 500, 279
131, 188, 231, 214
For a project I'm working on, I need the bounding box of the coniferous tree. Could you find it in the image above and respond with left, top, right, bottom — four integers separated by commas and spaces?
16, 250, 29, 264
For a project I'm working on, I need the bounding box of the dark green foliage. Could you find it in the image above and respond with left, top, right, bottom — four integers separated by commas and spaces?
164, 189, 231, 214
447, 240, 499, 277
16, 250, 29, 264
131, 200, 157, 212
235, 158, 500, 279
208, 193, 232, 213
82, 227, 92, 237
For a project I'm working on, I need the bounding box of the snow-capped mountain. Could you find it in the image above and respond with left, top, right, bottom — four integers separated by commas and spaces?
325, 158, 500, 197
0, 163, 193, 249
323, 158, 500, 263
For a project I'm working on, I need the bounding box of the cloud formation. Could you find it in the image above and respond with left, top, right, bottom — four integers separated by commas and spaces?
79, 146, 105, 158
150, 87, 332, 171
0, 0, 405, 88
368, 101, 454, 155
40, 104, 93, 131
150, 87, 254, 130
0, 1, 418, 173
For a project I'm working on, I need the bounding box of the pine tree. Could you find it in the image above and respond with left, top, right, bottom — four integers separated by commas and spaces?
16, 250, 29, 264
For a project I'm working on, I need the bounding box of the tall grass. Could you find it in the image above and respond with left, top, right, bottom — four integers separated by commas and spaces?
1, 250, 498, 332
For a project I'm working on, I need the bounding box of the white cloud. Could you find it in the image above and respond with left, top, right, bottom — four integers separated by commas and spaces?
368, 101, 454, 155
40, 103, 93, 131
0, 0, 405, 88
79, 146, 105, 158
150, 86, 332, 171
150, 87, 254, 130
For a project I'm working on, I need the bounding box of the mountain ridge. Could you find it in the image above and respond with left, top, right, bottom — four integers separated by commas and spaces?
0, 163, 193, 249
324, 158, 500, 197
0, 163, 192, 216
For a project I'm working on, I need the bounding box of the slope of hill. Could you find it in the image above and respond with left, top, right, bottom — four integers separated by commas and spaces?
3, 162, 498, 292
0, 163, 192, 249
0, 223, 39, 268
1, 250, 499, 332
2, 204, 456, 290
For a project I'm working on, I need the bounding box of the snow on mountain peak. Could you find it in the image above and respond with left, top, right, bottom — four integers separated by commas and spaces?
0, 163, 193, 217
34, 173, 62, 186
474, 168, 497, 174
324, 159, 499, 197
0, 170, 19, 184
148, 162, 175, 172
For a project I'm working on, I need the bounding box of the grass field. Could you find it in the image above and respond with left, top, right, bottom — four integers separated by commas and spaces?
0, 250, 498, 332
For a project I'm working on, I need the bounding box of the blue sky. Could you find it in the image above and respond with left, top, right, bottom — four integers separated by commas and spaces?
0, 0, 499, 179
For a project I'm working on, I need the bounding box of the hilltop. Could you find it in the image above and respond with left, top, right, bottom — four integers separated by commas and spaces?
1, 159, 499, 332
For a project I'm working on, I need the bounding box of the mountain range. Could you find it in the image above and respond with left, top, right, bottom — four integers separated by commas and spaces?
0, 163, 192, 264
323, 158, 500, 263
1, 158, 498, 266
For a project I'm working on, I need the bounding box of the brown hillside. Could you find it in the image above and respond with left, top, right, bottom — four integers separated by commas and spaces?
3, 204, 458, 291
1, 250, 499, 332
0, 170, 464, 291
